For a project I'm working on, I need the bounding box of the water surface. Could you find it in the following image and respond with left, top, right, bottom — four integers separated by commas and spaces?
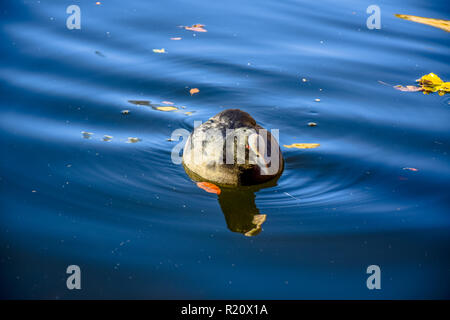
1, 0, 449, 299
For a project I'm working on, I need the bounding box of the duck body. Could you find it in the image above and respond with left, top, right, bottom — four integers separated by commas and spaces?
182, 109, 284, 186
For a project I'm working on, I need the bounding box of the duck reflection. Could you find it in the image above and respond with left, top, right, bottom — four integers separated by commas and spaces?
184, 165, 280, 236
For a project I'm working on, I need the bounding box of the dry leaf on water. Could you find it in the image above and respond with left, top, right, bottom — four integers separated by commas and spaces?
128, 100, 151, 106
127, 137, 141, 143
196, 182, 221, 195
394, 85, 422, 92
184, 24, 207, 32
395, 14, 450, 32
395, 73, 450, 96
81, 131, 93, 139
153, 48, 166, 53
154, 106, 178, 112
190, 88, 200, 95
284, 143, 320, 149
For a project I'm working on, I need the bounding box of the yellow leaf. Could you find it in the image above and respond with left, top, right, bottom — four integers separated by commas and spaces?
190, 88, 200, 95
395, 73, 449, 96
416, 73, 443, 86
153, 48, 166, 53
155, 106, 177, 112
284, 143, 320, 149
395, 14, 450, 32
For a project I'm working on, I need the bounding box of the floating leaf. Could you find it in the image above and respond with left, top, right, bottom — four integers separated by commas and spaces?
127, 137, 141, 143
308, 122, 317, 127
184, 24, 207, 32
314, 98, 320, 102
154, 106, 178, 112
196, 182, 221, 195
394, 85, 422, 92
395, 14, 450, 32
190, 88, 200, 95
153, 48, 166, 53
103, 135, 113, 142
184, 111, 194, 115
403, 167, 418, 172
417, 73, 443, 86
437, 82, 450, 96
81, 131, 93, 139
128, 100, 151, 106
162, 101, 174, 105
170, 37, 182, 40
121, 110, 130, 115
395, 73, 450, 95
284, 143, 320, 149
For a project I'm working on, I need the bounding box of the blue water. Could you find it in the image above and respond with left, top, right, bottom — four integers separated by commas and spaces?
1, 0, 449, 299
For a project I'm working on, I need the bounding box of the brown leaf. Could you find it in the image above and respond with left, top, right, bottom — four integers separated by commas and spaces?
394, 85, 423, 92
190, 88, 200, 95
184, 24, 207, 32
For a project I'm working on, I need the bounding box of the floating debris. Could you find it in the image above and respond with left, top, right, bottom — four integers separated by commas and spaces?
190, 88, 200, 95
314, 98, 321, 102
153, 48, 166, 53
161, 101, 174, 105
395, 73, 450, 95
128, 100, 151, 106
284, 143, 320, 149
81, 131, 93, 139
196, 182, 221, 195
154, 106, 178, 112
302, 78, 307, 82
184, 111, 194, 115
170, 37, 182, 40
395, 14, 450, 33
394, 85, 422, 92
184, 24, 207, 32
126, 137, 141, 143
103, 135, 113, 142
95, 50, 105, 57
121, 110, 130, 115
403, 167, 419, 172
308, 122, 317, 127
